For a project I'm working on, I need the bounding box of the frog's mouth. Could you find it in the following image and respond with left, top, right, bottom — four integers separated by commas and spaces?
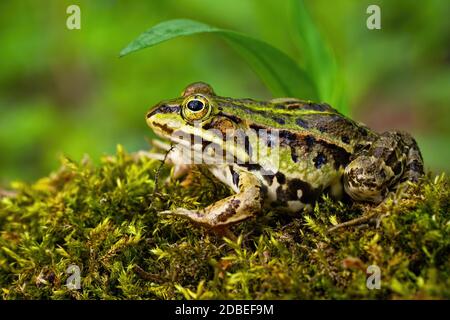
146, 110, 183, 137
146, 101, 185, 134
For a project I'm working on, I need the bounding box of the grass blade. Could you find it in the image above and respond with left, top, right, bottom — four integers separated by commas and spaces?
120, 19, 318, 100
291, 0, 347, 113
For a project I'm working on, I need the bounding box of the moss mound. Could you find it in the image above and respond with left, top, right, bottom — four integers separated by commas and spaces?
1, 145, 449, 299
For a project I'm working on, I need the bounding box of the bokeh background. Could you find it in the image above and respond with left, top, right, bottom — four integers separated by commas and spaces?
0, 0, 449, 185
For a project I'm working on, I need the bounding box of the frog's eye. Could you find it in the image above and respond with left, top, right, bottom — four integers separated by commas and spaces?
181, 95, 211, 122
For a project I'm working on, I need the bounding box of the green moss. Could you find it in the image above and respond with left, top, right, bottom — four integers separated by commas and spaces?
0, 145, 449, 299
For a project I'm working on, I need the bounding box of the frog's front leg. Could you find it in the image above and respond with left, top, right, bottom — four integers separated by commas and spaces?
343, 131, 423, 203
161, 170, 263, 228
139, 141, 192, 181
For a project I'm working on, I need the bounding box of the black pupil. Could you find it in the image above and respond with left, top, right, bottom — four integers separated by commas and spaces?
187, 99, 204, 111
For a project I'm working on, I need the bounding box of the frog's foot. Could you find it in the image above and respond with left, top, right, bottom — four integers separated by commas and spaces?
0, 189, 18, 198
159, 170, 263, 229
160, 208, 205, 220
135, 151, 166, 161
160, 208, 238, 239
328, 182, 413, 233
150, 139, 172, 151
137, 141, 194, 182
136, 139, 174, 161
327, 210, 380, 233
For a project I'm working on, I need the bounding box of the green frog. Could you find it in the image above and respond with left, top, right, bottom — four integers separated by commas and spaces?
146, 82, 423, 229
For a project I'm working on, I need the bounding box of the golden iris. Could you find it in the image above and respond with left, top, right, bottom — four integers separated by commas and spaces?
181, 94, 211, 122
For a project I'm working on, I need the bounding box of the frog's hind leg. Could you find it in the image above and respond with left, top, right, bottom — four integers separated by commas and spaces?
332, 131, 424, 232
343, 131, 413, 204
160, 170, 263, 229
395, 131, 424, 184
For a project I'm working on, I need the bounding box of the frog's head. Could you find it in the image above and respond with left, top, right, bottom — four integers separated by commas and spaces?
146, 82, 247, 163
146, 82, 218, 137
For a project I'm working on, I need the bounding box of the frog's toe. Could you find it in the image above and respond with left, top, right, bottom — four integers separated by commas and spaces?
171, 164, 191, 181
159, 208, 205, 220
135, 151, 166, 161
158, 210, 174, 215
150, 139, 172, 151
158, 209, 185, 216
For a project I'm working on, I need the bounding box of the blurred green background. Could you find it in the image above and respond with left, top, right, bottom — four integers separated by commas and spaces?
0, 0, 449, 185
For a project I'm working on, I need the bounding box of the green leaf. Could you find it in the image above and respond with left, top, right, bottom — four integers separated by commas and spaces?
290, 0, 347, 113
120, 19, 318, 100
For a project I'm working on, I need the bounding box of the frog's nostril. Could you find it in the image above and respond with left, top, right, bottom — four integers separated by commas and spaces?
147, 104, 181, 120
147, 105, 164, 119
